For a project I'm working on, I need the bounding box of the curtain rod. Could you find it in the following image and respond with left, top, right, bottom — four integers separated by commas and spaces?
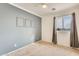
54, 13, 73, 17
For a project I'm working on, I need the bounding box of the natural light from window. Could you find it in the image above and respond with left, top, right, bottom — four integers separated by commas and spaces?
56, 15, 72, 31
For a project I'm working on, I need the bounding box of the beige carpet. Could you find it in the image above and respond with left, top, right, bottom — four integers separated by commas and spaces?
6, 41, 79, 56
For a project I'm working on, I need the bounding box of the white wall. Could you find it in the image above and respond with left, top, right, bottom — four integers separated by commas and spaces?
42, 15, 53, 43
42, 5, 79, 45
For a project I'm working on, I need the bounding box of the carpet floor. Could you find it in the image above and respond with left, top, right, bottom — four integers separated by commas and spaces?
6, 41, 79, 56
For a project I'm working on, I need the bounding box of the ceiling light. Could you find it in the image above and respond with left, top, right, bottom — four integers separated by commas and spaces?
42, 4, 47, 8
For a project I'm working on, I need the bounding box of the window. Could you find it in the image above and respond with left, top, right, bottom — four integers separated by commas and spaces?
55, 15, 72, 31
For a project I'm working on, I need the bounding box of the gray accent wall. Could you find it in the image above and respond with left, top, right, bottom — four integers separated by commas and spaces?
0, 3, 41, 55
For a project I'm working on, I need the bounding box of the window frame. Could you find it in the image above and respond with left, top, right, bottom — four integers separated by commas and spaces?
56, 15, 72, 31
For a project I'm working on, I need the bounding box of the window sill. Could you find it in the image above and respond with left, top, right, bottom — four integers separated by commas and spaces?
56, 30, 70, 33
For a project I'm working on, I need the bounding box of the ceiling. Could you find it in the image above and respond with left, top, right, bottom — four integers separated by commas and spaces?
13, 3, 79, 17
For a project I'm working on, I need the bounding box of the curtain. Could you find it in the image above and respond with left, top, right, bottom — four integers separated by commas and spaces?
52, 16, 57, 44
70, 13, 78, 48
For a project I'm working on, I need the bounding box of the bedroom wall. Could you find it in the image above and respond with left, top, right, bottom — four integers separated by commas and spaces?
55, 6, 79, 47
0, 3, 41, 55
42, 15, 53, 43
42, 5, 79, 46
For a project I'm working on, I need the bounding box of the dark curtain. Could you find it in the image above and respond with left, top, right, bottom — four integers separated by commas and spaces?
52, 16, 57, 44
70, 13, 78, 48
